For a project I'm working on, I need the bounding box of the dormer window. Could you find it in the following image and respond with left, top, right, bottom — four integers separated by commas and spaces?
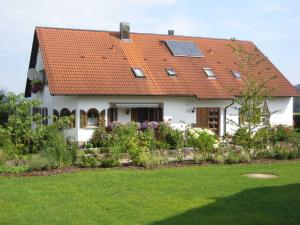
132, 68, 145, 78
232, 71, 241, 79
203, 68, 216, 78
166, 68, 176, 76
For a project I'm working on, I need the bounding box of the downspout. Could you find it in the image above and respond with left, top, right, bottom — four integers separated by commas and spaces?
223, 99, 235, 136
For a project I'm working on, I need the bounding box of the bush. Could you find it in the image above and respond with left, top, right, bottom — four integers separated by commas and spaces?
90, 126, 113, 148
0, 165, 29, 174
273, 145, 298, 160
270, 125, 294, 143
233, 128, 251, 148
187, 128, 219, 153
100, 158, 120, 168
80, 155, 98, 168
0, 128, 18, 165
253, 127, 270, 149
28, 154, 52, 171
40, 127, 77, 167
157, 122, 184, 149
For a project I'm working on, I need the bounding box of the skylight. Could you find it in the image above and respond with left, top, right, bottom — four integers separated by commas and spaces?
132, 68, 145, 78
203, 68, 216, 78
166, 68, 176, 76
165, 40, 203, 57
232, 71, 241, 78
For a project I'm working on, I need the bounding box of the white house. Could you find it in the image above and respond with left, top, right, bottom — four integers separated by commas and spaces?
25, 23, 300, 143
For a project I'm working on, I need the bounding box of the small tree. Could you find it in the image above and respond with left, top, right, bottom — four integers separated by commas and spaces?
0, 88, 8, 126
226, 41, 276, 150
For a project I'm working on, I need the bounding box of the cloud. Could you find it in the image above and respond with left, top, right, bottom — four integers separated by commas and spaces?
256, 3, 289, 12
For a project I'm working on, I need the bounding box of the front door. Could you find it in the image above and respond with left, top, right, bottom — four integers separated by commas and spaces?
196, 108, 220, 135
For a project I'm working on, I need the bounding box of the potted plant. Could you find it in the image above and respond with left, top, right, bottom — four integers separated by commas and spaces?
31, 79, 44, 93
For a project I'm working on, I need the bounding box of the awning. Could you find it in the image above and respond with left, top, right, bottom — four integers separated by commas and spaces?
114, 103, 160, 108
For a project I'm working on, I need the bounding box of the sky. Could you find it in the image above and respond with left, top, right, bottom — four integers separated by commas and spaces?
0, 0, 299, 93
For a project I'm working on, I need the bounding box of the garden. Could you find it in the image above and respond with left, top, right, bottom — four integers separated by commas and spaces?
1, 90, 300, 174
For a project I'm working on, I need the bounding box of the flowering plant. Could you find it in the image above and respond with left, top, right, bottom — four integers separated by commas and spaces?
187, 128, 219, 152
31, 79, 43, 93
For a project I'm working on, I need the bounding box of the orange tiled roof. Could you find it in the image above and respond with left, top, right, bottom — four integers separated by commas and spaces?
33, 27, 300, 99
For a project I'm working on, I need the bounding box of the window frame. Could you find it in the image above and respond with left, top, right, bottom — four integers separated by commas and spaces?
166, 68, 177, 76
232, 70, 242, 79
132, 68, 145, 78
203, 68, 216, 78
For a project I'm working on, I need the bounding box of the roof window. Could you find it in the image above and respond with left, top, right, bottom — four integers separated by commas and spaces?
132, 68, 145, 78
166, 68, 176, 76
232, 71, 242, 78
203, 68, 216, 78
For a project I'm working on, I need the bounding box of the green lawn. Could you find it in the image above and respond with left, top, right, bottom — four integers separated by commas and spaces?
1, 162, 300, 225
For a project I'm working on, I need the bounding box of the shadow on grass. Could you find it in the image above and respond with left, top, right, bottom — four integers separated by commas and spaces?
149, 183, 300, 225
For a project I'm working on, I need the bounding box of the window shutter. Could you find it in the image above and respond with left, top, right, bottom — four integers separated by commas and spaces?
80, 110, 87, 128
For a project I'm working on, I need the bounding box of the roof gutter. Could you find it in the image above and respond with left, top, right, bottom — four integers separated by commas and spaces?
223, 99, 235, 136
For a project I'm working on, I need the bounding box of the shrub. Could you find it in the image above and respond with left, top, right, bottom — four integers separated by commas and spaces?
270, 125, 294, 143
233, 128, 251, 148
273, 145, 298, 160
41, 127, 77, 167
226, 151, 241, 164
193, 152, 206, 163
137, 151, 167, 169
138, 129, 156, 151
100, 158, 120, 168
0, 128, 18, 164
28, 154, 52, 171
255, 148, 275, 159
157, 122, 184, 149
90, 126, 112, 148
187, 128, 219, 153
0, 165, 29, 174
287, 131, 300, 150
80, 155, 98, 168
253, 127, 270, 149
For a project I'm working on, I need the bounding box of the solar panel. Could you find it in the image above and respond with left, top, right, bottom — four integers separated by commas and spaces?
165, 40, 203, 57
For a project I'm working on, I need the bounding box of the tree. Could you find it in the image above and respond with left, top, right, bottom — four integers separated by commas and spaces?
0, 88, 8, 126
226, 41, 276, 149
0, 92, 41, 152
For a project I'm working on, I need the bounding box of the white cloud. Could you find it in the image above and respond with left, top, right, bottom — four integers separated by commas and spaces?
256, 3, 289, 12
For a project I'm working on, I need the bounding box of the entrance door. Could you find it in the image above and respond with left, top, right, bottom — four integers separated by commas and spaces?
196, 108, 220, 135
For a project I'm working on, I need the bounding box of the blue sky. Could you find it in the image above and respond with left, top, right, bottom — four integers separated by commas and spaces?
0, 0, 299, 93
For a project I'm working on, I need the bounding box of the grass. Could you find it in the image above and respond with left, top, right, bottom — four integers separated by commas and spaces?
1, 162, 300, 225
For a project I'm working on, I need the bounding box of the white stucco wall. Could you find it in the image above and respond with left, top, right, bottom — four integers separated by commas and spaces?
225, 97, 294, 135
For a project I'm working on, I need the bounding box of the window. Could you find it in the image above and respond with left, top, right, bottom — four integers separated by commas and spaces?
108, 108, 118, 122
203, 68, 216, 78
166, 68, 176, 76
132, 68, 145, 78
53, 109, 59, 122
42, 107, 48, 125
32, 107, 41, 116
131, 108, 163, 123
232, 71, 241, 78
80, 110, 87, 128
87, 108, 99, 127
60, 108, 71, 117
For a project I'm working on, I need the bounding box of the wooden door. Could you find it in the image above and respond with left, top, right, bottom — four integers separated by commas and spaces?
196, 108, 220, 135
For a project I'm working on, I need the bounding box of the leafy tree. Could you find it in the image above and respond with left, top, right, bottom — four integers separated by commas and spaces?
0, 88, 8, 126
226, 41, 277, 149
0, 92, 41, 152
